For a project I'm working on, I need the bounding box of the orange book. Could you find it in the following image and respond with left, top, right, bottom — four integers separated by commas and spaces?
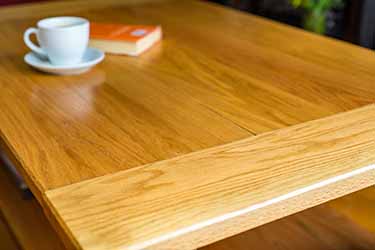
89, 23, 162, 56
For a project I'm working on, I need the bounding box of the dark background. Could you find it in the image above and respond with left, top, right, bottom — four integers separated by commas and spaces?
1, 0, 374, 50
208, 0, 375, 49
0, 0, 47, 5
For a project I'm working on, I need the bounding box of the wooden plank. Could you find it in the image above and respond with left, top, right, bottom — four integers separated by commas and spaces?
0, 165, 66, 250
1, 172, 374, 250
2, 163, 375, 250
1, 0, 375, 193
1, 161, 374, 250
1, 1, 375, 249
106, 1, 375, 130
46, 105, 375, 250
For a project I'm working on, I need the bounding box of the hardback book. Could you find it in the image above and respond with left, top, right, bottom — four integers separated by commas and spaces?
89, 23, 162, 56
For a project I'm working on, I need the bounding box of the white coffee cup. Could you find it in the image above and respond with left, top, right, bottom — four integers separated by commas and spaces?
24, 16, 89, 65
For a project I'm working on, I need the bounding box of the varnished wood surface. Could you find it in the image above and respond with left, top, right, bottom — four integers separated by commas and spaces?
0, 165, 66, 250
2, 160, 374, 250
1, 0, 375, 193
2, 190, 375, 250
0, 0, 375, 249
47, 105, 375, 250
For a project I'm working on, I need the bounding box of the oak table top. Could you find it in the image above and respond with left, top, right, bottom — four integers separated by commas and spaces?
0, 0, 374, 249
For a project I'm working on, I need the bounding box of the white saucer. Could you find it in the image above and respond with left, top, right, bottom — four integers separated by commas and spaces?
24, 47, 105, 75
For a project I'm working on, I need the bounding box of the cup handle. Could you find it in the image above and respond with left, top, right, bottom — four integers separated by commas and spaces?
24, 28, 47, 58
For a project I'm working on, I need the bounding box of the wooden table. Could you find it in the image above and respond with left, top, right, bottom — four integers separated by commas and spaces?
0, 0, 374, 249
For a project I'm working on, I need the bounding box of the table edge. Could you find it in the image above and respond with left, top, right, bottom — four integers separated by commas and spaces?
45, 104, 375, 250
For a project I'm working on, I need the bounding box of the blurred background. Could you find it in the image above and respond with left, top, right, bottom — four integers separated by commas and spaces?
208, 0, 375, 49
1, 0, 374, 49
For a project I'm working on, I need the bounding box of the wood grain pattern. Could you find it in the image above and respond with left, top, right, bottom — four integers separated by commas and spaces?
1, 1, 375, 249
2, 159, 375, 250
46, 105, 375, 250
1, 0, 375, 194
0, 165, 66, 250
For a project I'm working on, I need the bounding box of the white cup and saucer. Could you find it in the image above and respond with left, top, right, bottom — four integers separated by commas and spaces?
24, 16, 104, 75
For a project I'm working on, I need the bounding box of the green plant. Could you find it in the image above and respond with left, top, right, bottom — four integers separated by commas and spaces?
290, 0, 345, 34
